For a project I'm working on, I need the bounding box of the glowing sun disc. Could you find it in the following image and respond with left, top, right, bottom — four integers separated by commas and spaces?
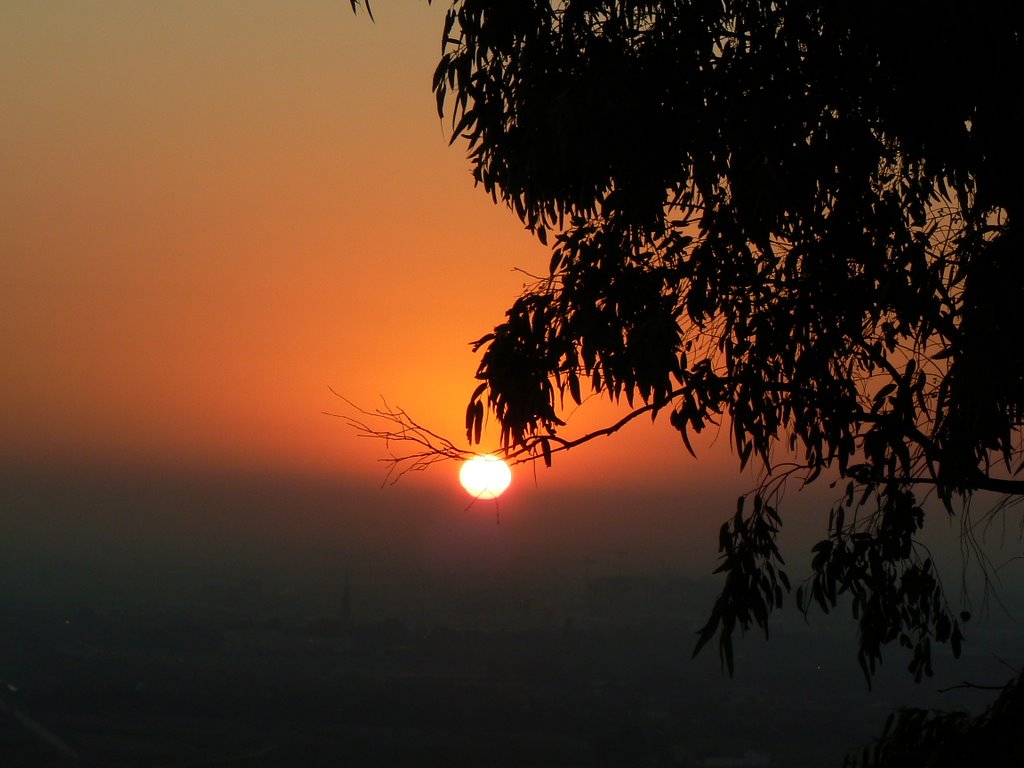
459, 454, 512, 499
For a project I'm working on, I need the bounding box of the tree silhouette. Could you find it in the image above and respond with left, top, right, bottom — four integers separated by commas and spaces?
352, 1, 1023, 682
846, 672, 1024, 767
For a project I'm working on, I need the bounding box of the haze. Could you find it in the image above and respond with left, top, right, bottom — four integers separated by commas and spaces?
2, 3, 1021, 765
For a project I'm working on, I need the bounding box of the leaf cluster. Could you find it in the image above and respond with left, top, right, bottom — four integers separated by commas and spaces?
800, 482, 967, 685
846, 672, 1024, 767
693, 494, 789, 675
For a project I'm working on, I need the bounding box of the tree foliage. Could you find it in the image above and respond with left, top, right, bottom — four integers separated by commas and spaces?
845, 673, 1024, 767
430, 0, 1023, 682
356, 0, 1024, 681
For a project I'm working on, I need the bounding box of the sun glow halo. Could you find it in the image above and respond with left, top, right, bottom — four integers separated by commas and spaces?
458, 454, 512, 499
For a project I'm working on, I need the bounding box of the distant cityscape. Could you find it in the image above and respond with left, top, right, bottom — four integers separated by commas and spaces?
3, 567, 1018, 766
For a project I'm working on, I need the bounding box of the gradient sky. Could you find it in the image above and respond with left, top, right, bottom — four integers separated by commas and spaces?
3, 2, 1008, 601
3, 1, 534, 478
1, 1, 718, 478
1, 1, 758, 583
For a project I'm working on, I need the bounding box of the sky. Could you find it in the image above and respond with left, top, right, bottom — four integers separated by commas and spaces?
1, 1, 1018, 619
2, 1, 530, 480
0, 2, 724, 478
1, 1, 761, 589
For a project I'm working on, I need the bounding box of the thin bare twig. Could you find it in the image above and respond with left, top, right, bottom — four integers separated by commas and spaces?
327, 387, 683, 483
325, 389, 475, 485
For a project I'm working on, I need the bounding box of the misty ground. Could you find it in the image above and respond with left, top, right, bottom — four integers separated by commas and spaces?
3, 562, 1019, 767
2, 469, 1021, 766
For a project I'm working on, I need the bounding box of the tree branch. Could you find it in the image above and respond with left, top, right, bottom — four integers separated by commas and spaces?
325, 389, 473, 484
505, 388, 688, 464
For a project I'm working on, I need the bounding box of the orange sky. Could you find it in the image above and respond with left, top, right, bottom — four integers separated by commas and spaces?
3, 2, 1010, 613
2, 1, 736, 490
0, 1, 796, 588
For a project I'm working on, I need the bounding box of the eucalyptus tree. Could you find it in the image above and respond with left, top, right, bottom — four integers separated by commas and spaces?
353, 0, 1023, 681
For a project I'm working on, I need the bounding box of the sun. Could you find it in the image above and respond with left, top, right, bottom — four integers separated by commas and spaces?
458, 454, 512, 499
